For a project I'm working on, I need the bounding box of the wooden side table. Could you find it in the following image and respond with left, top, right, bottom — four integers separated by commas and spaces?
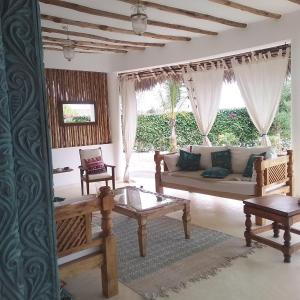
243, 195, 300, 263
53, 167, 74, 174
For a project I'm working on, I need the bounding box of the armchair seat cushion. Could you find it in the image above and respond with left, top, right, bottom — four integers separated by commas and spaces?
84, 172, 112, 181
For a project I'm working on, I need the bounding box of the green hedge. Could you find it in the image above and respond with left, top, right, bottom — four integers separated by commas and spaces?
135, 81, 291, 152
135, 108, 290, 152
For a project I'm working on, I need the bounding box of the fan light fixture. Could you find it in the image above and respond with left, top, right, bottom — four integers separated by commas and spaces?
62, 26, 75, 61
131, 2, 148, 35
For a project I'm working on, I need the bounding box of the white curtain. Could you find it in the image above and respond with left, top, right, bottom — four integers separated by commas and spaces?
120, 78, 137, 182
183, 66, 224, 146
232, 49, 289, 146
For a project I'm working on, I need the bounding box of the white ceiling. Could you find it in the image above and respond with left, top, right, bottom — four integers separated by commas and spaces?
40, 0, 300, 48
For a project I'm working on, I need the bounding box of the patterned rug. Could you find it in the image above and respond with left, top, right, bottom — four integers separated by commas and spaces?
92, 214, 259, 299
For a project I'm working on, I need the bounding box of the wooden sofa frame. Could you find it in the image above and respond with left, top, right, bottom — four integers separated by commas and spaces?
55, 186, 118, 298
154, 150, 294, 225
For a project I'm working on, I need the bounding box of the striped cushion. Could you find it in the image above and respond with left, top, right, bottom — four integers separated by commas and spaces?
85, 156, 106, 174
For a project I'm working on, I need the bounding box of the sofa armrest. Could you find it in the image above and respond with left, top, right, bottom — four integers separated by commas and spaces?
255, 150, 293, 196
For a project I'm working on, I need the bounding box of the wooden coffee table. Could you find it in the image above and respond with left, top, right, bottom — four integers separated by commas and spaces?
243, 195, 300, 263
113, 186, 191, 257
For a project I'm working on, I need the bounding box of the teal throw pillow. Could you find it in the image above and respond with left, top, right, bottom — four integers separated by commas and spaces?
211, 149, 232, 172
202, 167, 230, 179
177, 150, 201, 171
243, 152, 266, 177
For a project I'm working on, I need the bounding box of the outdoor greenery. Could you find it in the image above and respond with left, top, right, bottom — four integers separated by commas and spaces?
135, 81, 291, 152
71, 116, 91, 123
159, 80, 184, 151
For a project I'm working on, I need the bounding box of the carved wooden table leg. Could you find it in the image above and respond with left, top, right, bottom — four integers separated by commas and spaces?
272, 222, 279, 238
138, 216, 147, 257
244, 213, 252, 247
283, 225, 291, 263
182, 203, 191, 239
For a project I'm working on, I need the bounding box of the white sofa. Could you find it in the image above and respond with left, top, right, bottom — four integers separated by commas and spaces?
154, 146, 293, 224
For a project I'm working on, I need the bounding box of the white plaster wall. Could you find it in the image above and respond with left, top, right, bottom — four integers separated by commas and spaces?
52, 144, 114, 187
43, 50, 122, 72
291, 36, 300, 196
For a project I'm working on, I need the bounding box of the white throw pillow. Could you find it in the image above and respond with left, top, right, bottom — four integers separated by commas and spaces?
164, 153, 180, 172
265, 148, 278, 160
190, 145, 228, 170
229, 146, 272, 174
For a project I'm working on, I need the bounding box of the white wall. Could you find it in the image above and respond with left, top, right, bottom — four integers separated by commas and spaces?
43, 50, 122, 72
52, 144, 114, 187
291, 37, 300, 196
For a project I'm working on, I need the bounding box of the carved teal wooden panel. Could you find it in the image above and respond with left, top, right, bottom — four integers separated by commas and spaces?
0, 0, 59, 299
0, 16, 24, 300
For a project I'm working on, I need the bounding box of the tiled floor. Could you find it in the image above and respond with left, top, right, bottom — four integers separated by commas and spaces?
56, 177, 300, 300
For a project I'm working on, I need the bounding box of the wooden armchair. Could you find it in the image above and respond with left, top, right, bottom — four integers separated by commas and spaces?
79, 147, 116, 195
55, 187, 118, 298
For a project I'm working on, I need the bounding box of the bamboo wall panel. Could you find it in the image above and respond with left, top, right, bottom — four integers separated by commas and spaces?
45, 69, 111, 148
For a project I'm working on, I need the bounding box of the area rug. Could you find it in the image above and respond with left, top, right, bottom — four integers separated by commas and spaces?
92, 214, 259, 299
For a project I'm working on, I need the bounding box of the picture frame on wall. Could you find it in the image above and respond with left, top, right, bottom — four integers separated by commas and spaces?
59, 101, 97, 126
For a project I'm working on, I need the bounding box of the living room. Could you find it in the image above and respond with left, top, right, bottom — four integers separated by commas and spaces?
1, 1, 300, 300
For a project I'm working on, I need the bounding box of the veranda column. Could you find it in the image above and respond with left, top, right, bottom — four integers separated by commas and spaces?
107, 72, 123, 180
0, 1, 59, 299
291, 37, 300, 196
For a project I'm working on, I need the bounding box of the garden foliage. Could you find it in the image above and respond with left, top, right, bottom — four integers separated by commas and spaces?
135, 81, 291, 152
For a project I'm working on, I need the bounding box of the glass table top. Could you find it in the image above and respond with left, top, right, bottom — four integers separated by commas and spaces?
113, 187, 182, 212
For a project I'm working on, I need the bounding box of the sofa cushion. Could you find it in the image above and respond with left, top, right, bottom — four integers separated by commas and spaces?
202, 167, 230, 179
177, 150, 201, 171
161, 171, 256, 196
243, 152, 266, 178
161, 171, 285, 197
211, 149, 232, 172
190, 146, 228, 170
229, 146, 272, 173
164, 153, 180, 172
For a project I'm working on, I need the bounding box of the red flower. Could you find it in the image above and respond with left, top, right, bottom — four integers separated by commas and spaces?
228, 113, 237, 119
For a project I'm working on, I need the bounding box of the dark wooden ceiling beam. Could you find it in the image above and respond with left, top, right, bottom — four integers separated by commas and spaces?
210, 0, 281, 19
42, 27, 165, 47
43, 41, 128, 53
39, 0, 217, 35
288, 0, 300, 4
117, 0, 247, 28
41, 14, 191, 41
42, 35, 145, 50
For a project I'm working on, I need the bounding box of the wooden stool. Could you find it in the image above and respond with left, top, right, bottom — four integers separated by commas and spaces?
243, 195, 300, 263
